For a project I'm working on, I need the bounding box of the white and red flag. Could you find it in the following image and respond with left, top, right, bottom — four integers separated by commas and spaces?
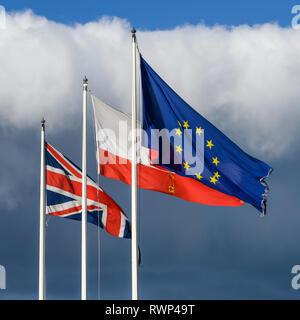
91, 94, 242, 206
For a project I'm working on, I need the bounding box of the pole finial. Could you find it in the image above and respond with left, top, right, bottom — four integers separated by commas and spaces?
83, 76, 88, 85
131, 28, 136, 39
41, 118, 45, 128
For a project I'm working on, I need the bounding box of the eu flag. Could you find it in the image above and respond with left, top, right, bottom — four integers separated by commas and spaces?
140, 56, 273, 214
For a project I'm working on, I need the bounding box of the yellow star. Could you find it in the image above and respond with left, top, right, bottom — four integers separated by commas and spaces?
175, 128, 182, 136
196, 127, 203, 135
183, 161, 190, 170
210, 176, 218, 184
183, 120, 190, 129
176, 145, 183, 154
212, 157, 220, 166
214, 171, 221, 179
178, 120, 182, 127
206, 140, 214, 149
196, 173, 203, 180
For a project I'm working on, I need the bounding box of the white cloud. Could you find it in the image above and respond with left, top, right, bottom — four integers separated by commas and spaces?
0, 11, 299, 158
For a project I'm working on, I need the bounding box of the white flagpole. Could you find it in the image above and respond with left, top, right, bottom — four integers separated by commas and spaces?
82, 76, 88, 300
131, 28, 138, 300
39, 118, 46, 300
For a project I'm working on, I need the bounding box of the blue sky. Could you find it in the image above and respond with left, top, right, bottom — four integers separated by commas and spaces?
2, 0, 299, 28
0, 0, 300, 300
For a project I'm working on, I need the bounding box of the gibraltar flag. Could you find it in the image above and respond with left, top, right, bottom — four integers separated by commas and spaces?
91, 94, 242, 207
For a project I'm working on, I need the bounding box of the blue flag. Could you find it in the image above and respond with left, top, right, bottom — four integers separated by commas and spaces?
140, 55, 273, 214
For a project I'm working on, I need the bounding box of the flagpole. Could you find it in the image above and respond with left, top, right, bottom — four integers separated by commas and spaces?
39, 118, 46, 300
82, 76, 88, 300
131, 28, 138, 300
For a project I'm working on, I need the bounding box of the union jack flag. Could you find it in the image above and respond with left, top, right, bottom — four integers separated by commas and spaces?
45, 142, 131, 239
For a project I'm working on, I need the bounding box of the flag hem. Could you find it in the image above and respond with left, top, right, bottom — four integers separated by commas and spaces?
260, 168, 273, 216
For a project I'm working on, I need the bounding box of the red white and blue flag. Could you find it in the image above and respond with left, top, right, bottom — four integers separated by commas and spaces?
45, 142, 131, 239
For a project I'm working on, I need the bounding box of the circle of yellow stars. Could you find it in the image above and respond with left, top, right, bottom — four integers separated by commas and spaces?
175, 120, 221, 185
